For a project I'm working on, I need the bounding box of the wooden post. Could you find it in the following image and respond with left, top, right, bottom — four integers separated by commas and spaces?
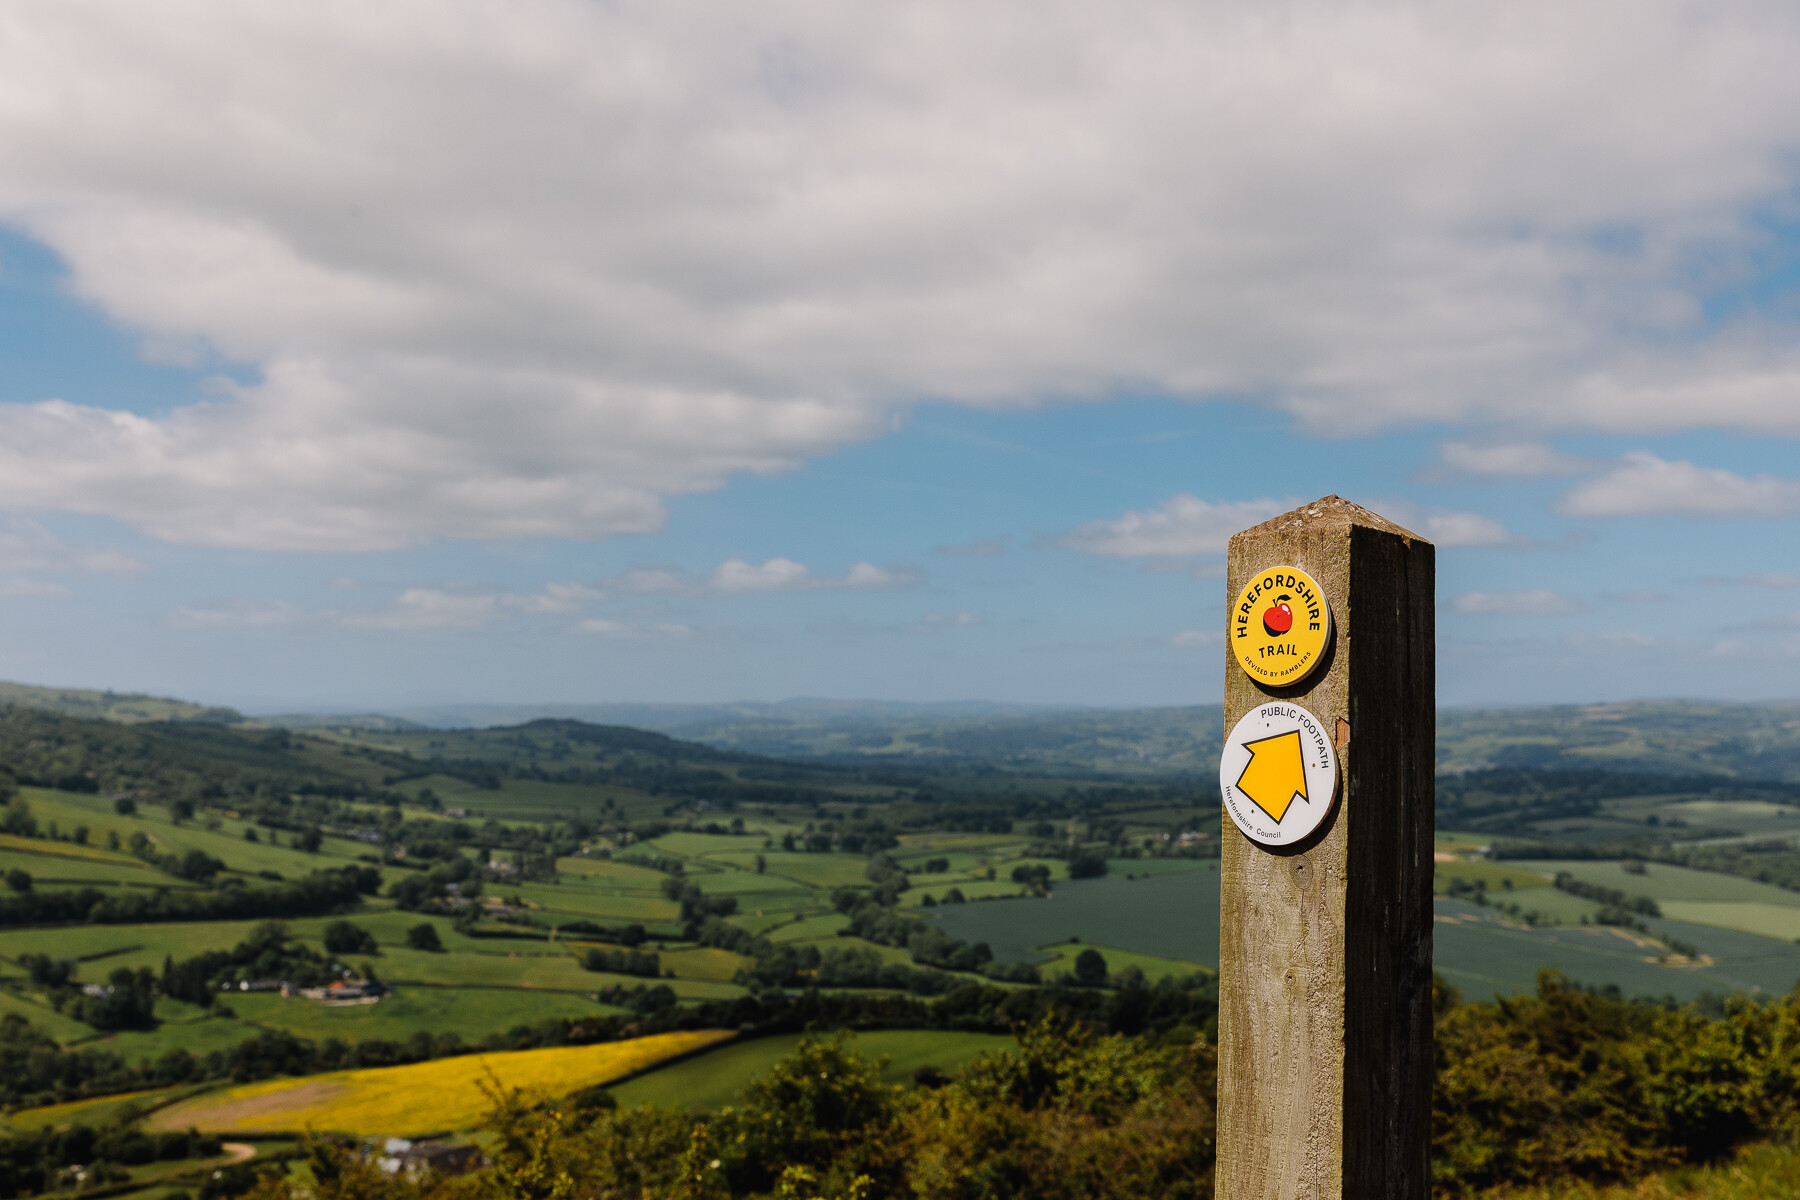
1216, 496, 1435, 1199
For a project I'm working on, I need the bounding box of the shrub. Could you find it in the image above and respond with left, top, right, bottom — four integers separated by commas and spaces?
322, 921, 379, 956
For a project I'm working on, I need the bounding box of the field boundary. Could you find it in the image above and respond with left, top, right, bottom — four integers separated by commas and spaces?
580, 1029, 743, 1094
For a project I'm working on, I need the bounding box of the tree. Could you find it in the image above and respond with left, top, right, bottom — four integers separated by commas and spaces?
322, 920, 379, 956
1073, 948, 1108, 987
1068, 849, 1109, 879
406, 923, 444, 952
296, 828, 323, 853
113, 795, 137, 815
4, 869, 30, 893
2, 799, 36, 837
82, 967, 157, 1031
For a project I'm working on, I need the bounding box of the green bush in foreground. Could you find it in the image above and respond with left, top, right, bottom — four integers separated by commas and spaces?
239, 972, 1800, 1199
1433, 971, 1800, 1193
252, 1025, 1215, 1200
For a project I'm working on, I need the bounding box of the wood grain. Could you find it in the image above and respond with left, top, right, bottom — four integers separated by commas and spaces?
1216, 496, 1435, 1200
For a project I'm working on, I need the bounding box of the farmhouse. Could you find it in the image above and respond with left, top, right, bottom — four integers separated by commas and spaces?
376, 1139, 480, 1176
294, 978, 386, 1005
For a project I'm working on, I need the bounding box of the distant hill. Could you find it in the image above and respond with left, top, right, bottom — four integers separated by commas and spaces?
6, 677, 1800, 784
368, 699, 1800, 782
0, 680, 242, 725
419, 698, 1800, 783
305, 700, 1226, 777
259, 711, 430, 733
1438, 700, 1800, 782
359, 698, 1061, 731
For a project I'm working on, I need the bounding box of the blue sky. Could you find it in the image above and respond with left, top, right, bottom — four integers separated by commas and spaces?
0, 3, 1798, 713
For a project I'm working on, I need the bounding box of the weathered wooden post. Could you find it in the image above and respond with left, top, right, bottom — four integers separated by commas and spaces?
1216, 495, 1435, 1199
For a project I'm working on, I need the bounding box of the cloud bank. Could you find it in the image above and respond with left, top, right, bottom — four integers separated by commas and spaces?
4, 3, 1800, 549
1558, 452, 1800, 518
1064, 494, 1517, 556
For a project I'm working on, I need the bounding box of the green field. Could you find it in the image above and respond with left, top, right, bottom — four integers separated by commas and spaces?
901, 878, 1040, 907
2, 1085, 205, 1132
503, 879, 681, 922
1, 919, 275, 975
0, 989, 98, 1042
608, 1030, 1016, 1109
12, 686, 1800, 1124
1034, 941, 1210, 983
765, 913, 852, 943
714, 852, 874, 890
1433, 860, 1552, 891
1516, 859, 1800, 906
82, 1013, 265, 1061
552, 856, 672, 888
228, 986, 619, 1040
1432, 898, 1800, 1001
0, 846, 189, 888
926, 868, 1224, 966
1657, 902, 1800, 941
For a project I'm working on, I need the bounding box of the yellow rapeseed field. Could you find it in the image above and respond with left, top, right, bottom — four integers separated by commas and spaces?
147, 1029, 734, 1136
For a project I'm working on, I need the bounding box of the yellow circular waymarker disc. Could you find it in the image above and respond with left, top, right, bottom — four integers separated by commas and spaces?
1230, 565, 1332, 688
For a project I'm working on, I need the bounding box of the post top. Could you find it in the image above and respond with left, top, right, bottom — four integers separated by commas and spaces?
1233, 494, 1432, 546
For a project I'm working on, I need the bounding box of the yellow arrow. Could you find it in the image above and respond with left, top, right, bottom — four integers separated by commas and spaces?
1235, 729, 1308, 823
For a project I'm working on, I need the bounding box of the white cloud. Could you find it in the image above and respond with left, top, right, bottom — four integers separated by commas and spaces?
0, 518, 143, 577
573, 619, 692, 639
1707, 573, 1800, 588
710, 558, 814, 593
0, 517, 143, 597
1171, 629, 1223, 647
708, 558, 914, 593
0, 578, 70, 598
1364, 499, 1521, 548
842, 563, 907, 590
1062, 496, 1291, 557
1562, 630, 1656, 649
505, 582, 606, 614
1557, 452, 1800, 518
343, 588, 509, 630
1068, 494, 1516, 556
3, 5, 1800, 547
931, 537, 1009, 558
1452, 590, 1583, 615
616, 569, 693, 595
169, 581, 603, 631
898, 611, 981, 634
1438, 442, 1589, 478
168, 600, 305, 629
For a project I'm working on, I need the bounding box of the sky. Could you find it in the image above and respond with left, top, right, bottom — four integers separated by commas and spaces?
0, 1, 1798, 713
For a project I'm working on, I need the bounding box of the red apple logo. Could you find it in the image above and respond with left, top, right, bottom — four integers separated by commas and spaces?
1262, 594, 1294, 637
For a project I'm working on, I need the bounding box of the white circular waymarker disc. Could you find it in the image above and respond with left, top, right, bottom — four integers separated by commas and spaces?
1219, 701, 1340, 848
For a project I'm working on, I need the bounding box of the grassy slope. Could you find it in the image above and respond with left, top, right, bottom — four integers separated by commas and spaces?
608, 1030, 1015, 1109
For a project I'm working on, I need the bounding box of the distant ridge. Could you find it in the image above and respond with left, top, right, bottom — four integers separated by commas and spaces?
0, 679, 242, 725
258, 711, 431, 732
5, 678, 1800, 782
364, 697, 1071, 731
